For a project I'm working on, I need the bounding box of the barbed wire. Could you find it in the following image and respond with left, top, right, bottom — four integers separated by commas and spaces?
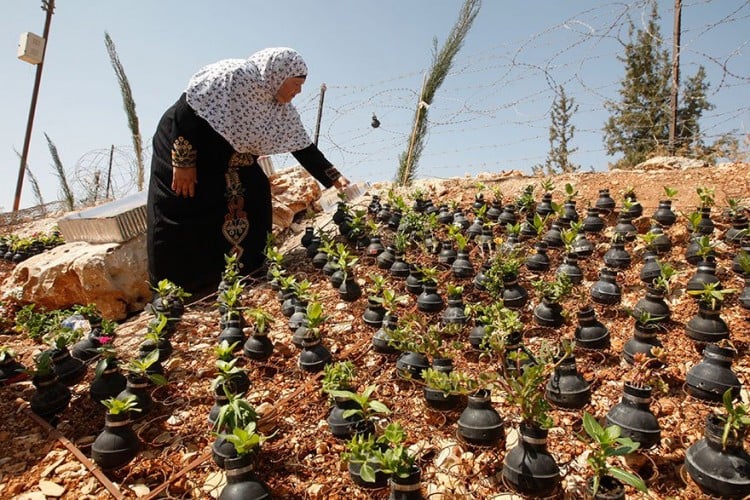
282, 0, 749, 178
67, 0, 748, 204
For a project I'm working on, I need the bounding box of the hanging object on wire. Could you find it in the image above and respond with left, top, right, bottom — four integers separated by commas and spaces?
371, 113, 380, 128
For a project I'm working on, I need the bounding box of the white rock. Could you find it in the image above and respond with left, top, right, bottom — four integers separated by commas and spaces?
16, 493, 46, 500
129, 483, 151, 497
203, 470, 227, 499
38, 480, 65, 497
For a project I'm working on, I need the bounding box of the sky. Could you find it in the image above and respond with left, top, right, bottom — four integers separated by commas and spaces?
1, 0, 748, 212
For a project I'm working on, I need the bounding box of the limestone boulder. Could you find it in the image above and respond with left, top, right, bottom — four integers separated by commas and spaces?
3, 234, 150, 321
269, 165, 322, 229
633, 156, 710, 171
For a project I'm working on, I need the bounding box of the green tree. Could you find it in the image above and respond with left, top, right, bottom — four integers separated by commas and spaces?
396, 0, 481, 186
604, 4, 671, 168
535, 85, 579, 174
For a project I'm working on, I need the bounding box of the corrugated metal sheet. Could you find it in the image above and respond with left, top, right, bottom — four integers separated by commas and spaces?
57, 191, 148, 243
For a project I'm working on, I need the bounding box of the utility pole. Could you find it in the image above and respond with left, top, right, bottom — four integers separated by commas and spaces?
13, 0, 55, 212
313, 83, 327, 146
668, 0, 682, 154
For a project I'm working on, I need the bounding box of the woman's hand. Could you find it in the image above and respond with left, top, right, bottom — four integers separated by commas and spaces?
333, 176, 351, 190
172, 167, 197, 197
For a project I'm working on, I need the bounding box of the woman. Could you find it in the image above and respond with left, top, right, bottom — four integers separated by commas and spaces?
147, 47, 349, 293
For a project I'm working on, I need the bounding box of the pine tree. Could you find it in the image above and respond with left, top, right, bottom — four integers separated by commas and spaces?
603, 4, 671, 168
535, 85, 579, 175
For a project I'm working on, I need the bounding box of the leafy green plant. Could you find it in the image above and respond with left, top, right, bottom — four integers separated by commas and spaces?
736, 251, 750, 276
73, 303, 102, 322
341, 432, 377, 466
453, 231, 469, 253
564, 182, 578, 202
27, 351, 54, 378
725, 198, 746, 218
101, 394, 141, 415
322, 360, 357, 395
421, 368, 478, 396
652, 261, 678, 295
531, 273, 573, 303
264, 233, 285, 271
336, 244, 360, 280
93, 340, 118, 379
151, 279, 190, 308
393, 232, 409, 254
218, 280, 245, 315
211, 358, 246, 391
662, 186, 678, 200
494, 341, 569, 429
124, 349, 168, 386
303, 301, 328, 341
377, 288, 409, 315
221, 253, 241, 286
328, 384, 390, 421
697, 186, 715, 208
417, 265, 439, 286
540, 179, 554, 193
45, 326, 82, 351
144, 312, 169, 343
217, 421, 269, 456
581, 412, 647, 496
366, 274, 388, 301
213, 391, 259, 433
531, 213, 549, 237
15, 304, 71, 340
247, 308, 274, 336
716, 388, 750, 450
214, 340, 240, 362
446, 283, 463, 298
687, 282, 737, 310
387, 317, 458, 359
370, 422, 416, 479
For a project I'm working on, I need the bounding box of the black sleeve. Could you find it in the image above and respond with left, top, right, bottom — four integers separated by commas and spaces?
292, 143, 341, 188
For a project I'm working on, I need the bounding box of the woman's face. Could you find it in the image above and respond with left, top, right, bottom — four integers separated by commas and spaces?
275, 77, 306, 104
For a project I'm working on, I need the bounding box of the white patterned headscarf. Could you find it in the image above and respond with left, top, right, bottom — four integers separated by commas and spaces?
185, 47, 311, 155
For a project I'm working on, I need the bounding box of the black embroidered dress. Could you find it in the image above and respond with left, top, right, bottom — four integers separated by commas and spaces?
146, 93, 339, 293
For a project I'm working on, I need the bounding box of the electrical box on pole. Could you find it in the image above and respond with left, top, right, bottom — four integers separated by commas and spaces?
18, 32, 46, 65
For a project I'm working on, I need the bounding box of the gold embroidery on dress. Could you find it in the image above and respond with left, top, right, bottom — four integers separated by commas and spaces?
324, 166, 341, 181
171, 136, 197, 169
229, 152, 257, 168
222, 167, 250, 265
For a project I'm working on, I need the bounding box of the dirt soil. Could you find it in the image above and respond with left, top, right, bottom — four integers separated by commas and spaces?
1, 162, 749, 499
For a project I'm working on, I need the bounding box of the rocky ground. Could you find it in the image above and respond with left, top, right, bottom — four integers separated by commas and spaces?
1, 161, 749, 499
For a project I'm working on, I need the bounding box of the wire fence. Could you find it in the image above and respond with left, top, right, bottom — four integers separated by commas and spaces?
14, 0, 748, 212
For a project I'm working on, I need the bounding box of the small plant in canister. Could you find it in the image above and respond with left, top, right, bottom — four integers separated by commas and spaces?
580, 412, 647, 499
685, 389, 750, 498
216, 421, 272, 499
91, 394, 141, 470
328, 384, 391, 437
499, 342, 566, 497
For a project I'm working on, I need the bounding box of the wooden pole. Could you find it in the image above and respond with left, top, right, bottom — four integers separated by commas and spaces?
105, 144, 114, 199
668, 0, 682, 154
13, 0, 55, 212
313, 83, 327, 146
